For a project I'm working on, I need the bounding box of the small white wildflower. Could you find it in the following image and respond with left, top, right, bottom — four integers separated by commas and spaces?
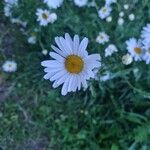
106, 16, 112, 22
42, 49, 48, 55
2, 60, 17, 72
128, 14, 135, 21
105, 44, 118, 57
118, 17, 124, 26
27, 35, 36, 44
105, 0, 117, 6
124, 4, 129, 10
36, 9, 57, 26
96, 32, 109, 45
44, 0, 63, 9
74, 0, 88, 7
98, 5, 112, 19
119, 12, 124, 17
122, 54, 133, 65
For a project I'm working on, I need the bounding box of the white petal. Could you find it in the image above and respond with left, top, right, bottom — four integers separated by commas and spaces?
49, 52, 65, 62
78, 37, 88, 55
50, 70, 67, 81
41, 60, 63, 68
51, 45, 66, 57
61, 77, 70, 95
73, 35, 80, 54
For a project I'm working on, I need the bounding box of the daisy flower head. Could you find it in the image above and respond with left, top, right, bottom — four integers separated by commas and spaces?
4, 5, 12, 17
36, 9, 57, 26
126, 38, 143, 61
106, 16, 112, 22
105, 44, 118, 57
122, 53, 133, 65
98, 5, 112, 20
141, 24, 150, 44
2, 60, 17, 73
41, 33, 101, 95
142, 42, 150, 64
96, 32, 109, 45
105, 0, 117, 6
44, 0, 63, 9
74, 0, 88, 7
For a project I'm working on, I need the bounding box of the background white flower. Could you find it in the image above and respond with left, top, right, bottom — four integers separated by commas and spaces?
105, 44, 118, 57
44, 0, 63, 9
36, 9, 57, 26
126, 38, 143, 61
96, 32, 109, 45
141, 23, 150, 44
122, 54, 133, 65
98, 5, 112, 19
2, 60, 17, 72
27, 35, 36, 44
74, 0, 88, 7
41, 33, 101, 95
142, 42, 150, 64
105, 0, 116, 6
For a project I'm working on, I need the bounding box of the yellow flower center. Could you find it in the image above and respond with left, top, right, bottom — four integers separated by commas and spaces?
8, 64, 12, 68
134, 47, 141, 54
102, 7, 107, 12
65, 55, 84, 74
42, 13, 48, 20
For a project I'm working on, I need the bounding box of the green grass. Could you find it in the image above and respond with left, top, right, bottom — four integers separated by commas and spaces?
0, 0, 150, 149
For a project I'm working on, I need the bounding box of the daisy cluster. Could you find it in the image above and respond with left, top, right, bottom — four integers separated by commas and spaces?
1, 0, 150, 96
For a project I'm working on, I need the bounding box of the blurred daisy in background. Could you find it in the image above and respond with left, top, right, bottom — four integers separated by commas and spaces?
142, 42, 150, 64
27, 35, 36, 44
105, 0, 117, 6
2, 60, 17, 73
126, 38, 143, 61
122, 53, 133, 65
105, 44, 118, 57
74, 0, 88, 7
96, 32, 109, 44
98, 5, 112, 19
44, 0, 63, 9
141, 24, 150, 44
36, 9, 57, 26
41, 33, 101, 95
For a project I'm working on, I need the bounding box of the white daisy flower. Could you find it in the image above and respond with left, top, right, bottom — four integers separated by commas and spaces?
41, 33, 101, 95
118, 17, 124, 26
27, 35, 36, 44
98, 5, 112, 20
2, 60, 17, 72
44, 0, 63, 9
96, 32, 109, 45
142, 42, 150, 64
128, 14, 135, 21
141, 24, 150, 44
36, 9, 57, 26
105, 0, 116, 6
105, 44, 118, 57
74, 0, 88, 7
122, 53, 133, 65
126, 38, 143, 61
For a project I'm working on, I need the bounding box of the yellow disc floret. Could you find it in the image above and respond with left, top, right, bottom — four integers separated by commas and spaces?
65, 55, 84, 74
